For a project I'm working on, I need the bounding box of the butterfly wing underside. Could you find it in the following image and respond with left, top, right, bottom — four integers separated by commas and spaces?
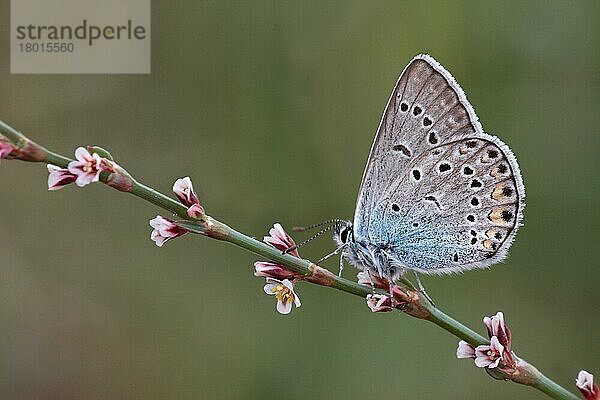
354, 54, 524, 274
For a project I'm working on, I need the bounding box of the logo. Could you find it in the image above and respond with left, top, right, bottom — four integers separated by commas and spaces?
11, 0, 150, 74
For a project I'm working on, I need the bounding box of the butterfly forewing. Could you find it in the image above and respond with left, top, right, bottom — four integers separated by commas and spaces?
355, 55, 482, 237
353, 54, 524, 274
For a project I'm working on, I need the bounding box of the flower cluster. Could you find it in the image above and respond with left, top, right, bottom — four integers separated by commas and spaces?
47, 147, 113, 190
254, 223, 304, 281
254, 223, 303, 314
456, 311, 515, 369
149, 177, 205, 247
577, 370, 599, 400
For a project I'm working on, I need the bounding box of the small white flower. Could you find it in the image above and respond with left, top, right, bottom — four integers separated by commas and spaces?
263, 278, 301, 315
576, 370, 599, 400
474, 336, 504, 368
366, 293, 393, 313
68, 147, 106, 187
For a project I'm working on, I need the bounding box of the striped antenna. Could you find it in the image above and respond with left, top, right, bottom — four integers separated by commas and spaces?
285, 219, 345, 254
292, 218, 345, 232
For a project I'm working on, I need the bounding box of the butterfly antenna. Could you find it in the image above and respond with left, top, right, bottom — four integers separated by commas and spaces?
284, 219, 345, 254
292, 218, 345, 232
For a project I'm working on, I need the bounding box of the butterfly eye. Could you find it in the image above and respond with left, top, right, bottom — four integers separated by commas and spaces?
340, 227, 350, 243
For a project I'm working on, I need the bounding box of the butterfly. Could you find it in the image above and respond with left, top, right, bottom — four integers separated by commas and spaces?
332, 54, 525, 289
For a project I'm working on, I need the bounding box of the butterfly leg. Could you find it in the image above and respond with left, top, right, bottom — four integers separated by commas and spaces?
413, 271, 435, 307
388, 278, 396, 308
355, 252, 376, 294
338, 253, 344, 277
317, 243, 347, 264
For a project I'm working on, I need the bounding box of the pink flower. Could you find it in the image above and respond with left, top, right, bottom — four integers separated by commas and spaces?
172, 177, 205, 218
254, 262, 304, 280
483, 311, 511, 350
149, 216, 188, 247
173, 177, 199, 206
263, 278, 301, 314
47, 164, 77, 190
0, 141, 15, 159
186, 203, 205, 218
474, 336, 504, 368
576, 370, 599, 400
264, 223, 298, 256
456, 340, 476, 359
366, 294, 393, 313
68, 147, 108, 187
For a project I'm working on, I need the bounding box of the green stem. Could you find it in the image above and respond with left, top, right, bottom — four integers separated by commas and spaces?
0, 119, 580, 400
426, 305, 488, 344
131, 180, 190, 219
534, 374, 580, 400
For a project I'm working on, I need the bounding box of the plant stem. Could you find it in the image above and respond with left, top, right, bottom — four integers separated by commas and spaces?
0, 119, 580, 400
534, 373, 580, 400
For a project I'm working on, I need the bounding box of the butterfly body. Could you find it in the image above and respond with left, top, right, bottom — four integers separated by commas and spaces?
334, 54, 524, 282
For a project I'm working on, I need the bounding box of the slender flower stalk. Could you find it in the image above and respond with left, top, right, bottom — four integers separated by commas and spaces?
0, 119, 581, 400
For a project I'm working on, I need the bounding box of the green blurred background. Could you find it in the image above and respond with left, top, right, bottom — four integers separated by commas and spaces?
1, 1, 598, 399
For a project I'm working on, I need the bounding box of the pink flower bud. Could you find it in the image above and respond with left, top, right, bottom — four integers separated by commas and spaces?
173, 177, 200, 207
149, 216, 188, 247
47, 164, 77, 190
186, 203, 205, 218
577, 370, 599, 400
0, 141, 15, 159
263, 223, 298, 256
456, 340, 476, 359
254, 261, 304, 280
483, 311, 511, 351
